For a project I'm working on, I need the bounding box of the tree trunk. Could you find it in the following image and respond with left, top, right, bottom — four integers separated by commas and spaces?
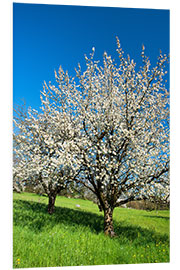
104, 206, 115, 237
48, 193, 56, 214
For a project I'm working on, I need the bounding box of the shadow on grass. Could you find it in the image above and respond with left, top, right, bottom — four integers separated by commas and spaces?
13, 199, 104, 233
13, 199, 169, 245
142, 215, 169, 220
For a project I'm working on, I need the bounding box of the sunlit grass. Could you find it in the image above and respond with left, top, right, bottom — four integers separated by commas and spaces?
13, 192, 170, 268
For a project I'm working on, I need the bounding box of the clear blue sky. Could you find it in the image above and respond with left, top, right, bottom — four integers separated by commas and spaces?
13, 3, 169, 110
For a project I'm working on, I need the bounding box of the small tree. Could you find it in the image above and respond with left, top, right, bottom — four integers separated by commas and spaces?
13, 100, 78, 214
42, 38, 169, 235
148, 182, 170, 211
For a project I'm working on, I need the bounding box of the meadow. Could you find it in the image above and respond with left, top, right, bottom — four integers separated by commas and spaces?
13, 192, 170, 268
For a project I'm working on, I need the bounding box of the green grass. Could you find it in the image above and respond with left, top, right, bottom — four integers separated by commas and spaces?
13, 192, 170, 268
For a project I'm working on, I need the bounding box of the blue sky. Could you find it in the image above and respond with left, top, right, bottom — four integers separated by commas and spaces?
13, 3, 169, 110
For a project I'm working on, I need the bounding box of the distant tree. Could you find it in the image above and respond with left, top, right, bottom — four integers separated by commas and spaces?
148, 182, 170, 211
13, 101, 78, 214
14, 38, 169, 235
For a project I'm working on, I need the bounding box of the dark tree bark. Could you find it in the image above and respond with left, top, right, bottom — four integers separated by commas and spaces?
48, 193, 56, 214
103, 203, 115, 237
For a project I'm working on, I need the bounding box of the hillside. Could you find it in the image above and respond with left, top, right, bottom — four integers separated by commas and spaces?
13, 192, 170, 268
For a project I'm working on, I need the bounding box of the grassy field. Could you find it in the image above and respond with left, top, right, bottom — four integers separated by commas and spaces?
13, 192, 170, 268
